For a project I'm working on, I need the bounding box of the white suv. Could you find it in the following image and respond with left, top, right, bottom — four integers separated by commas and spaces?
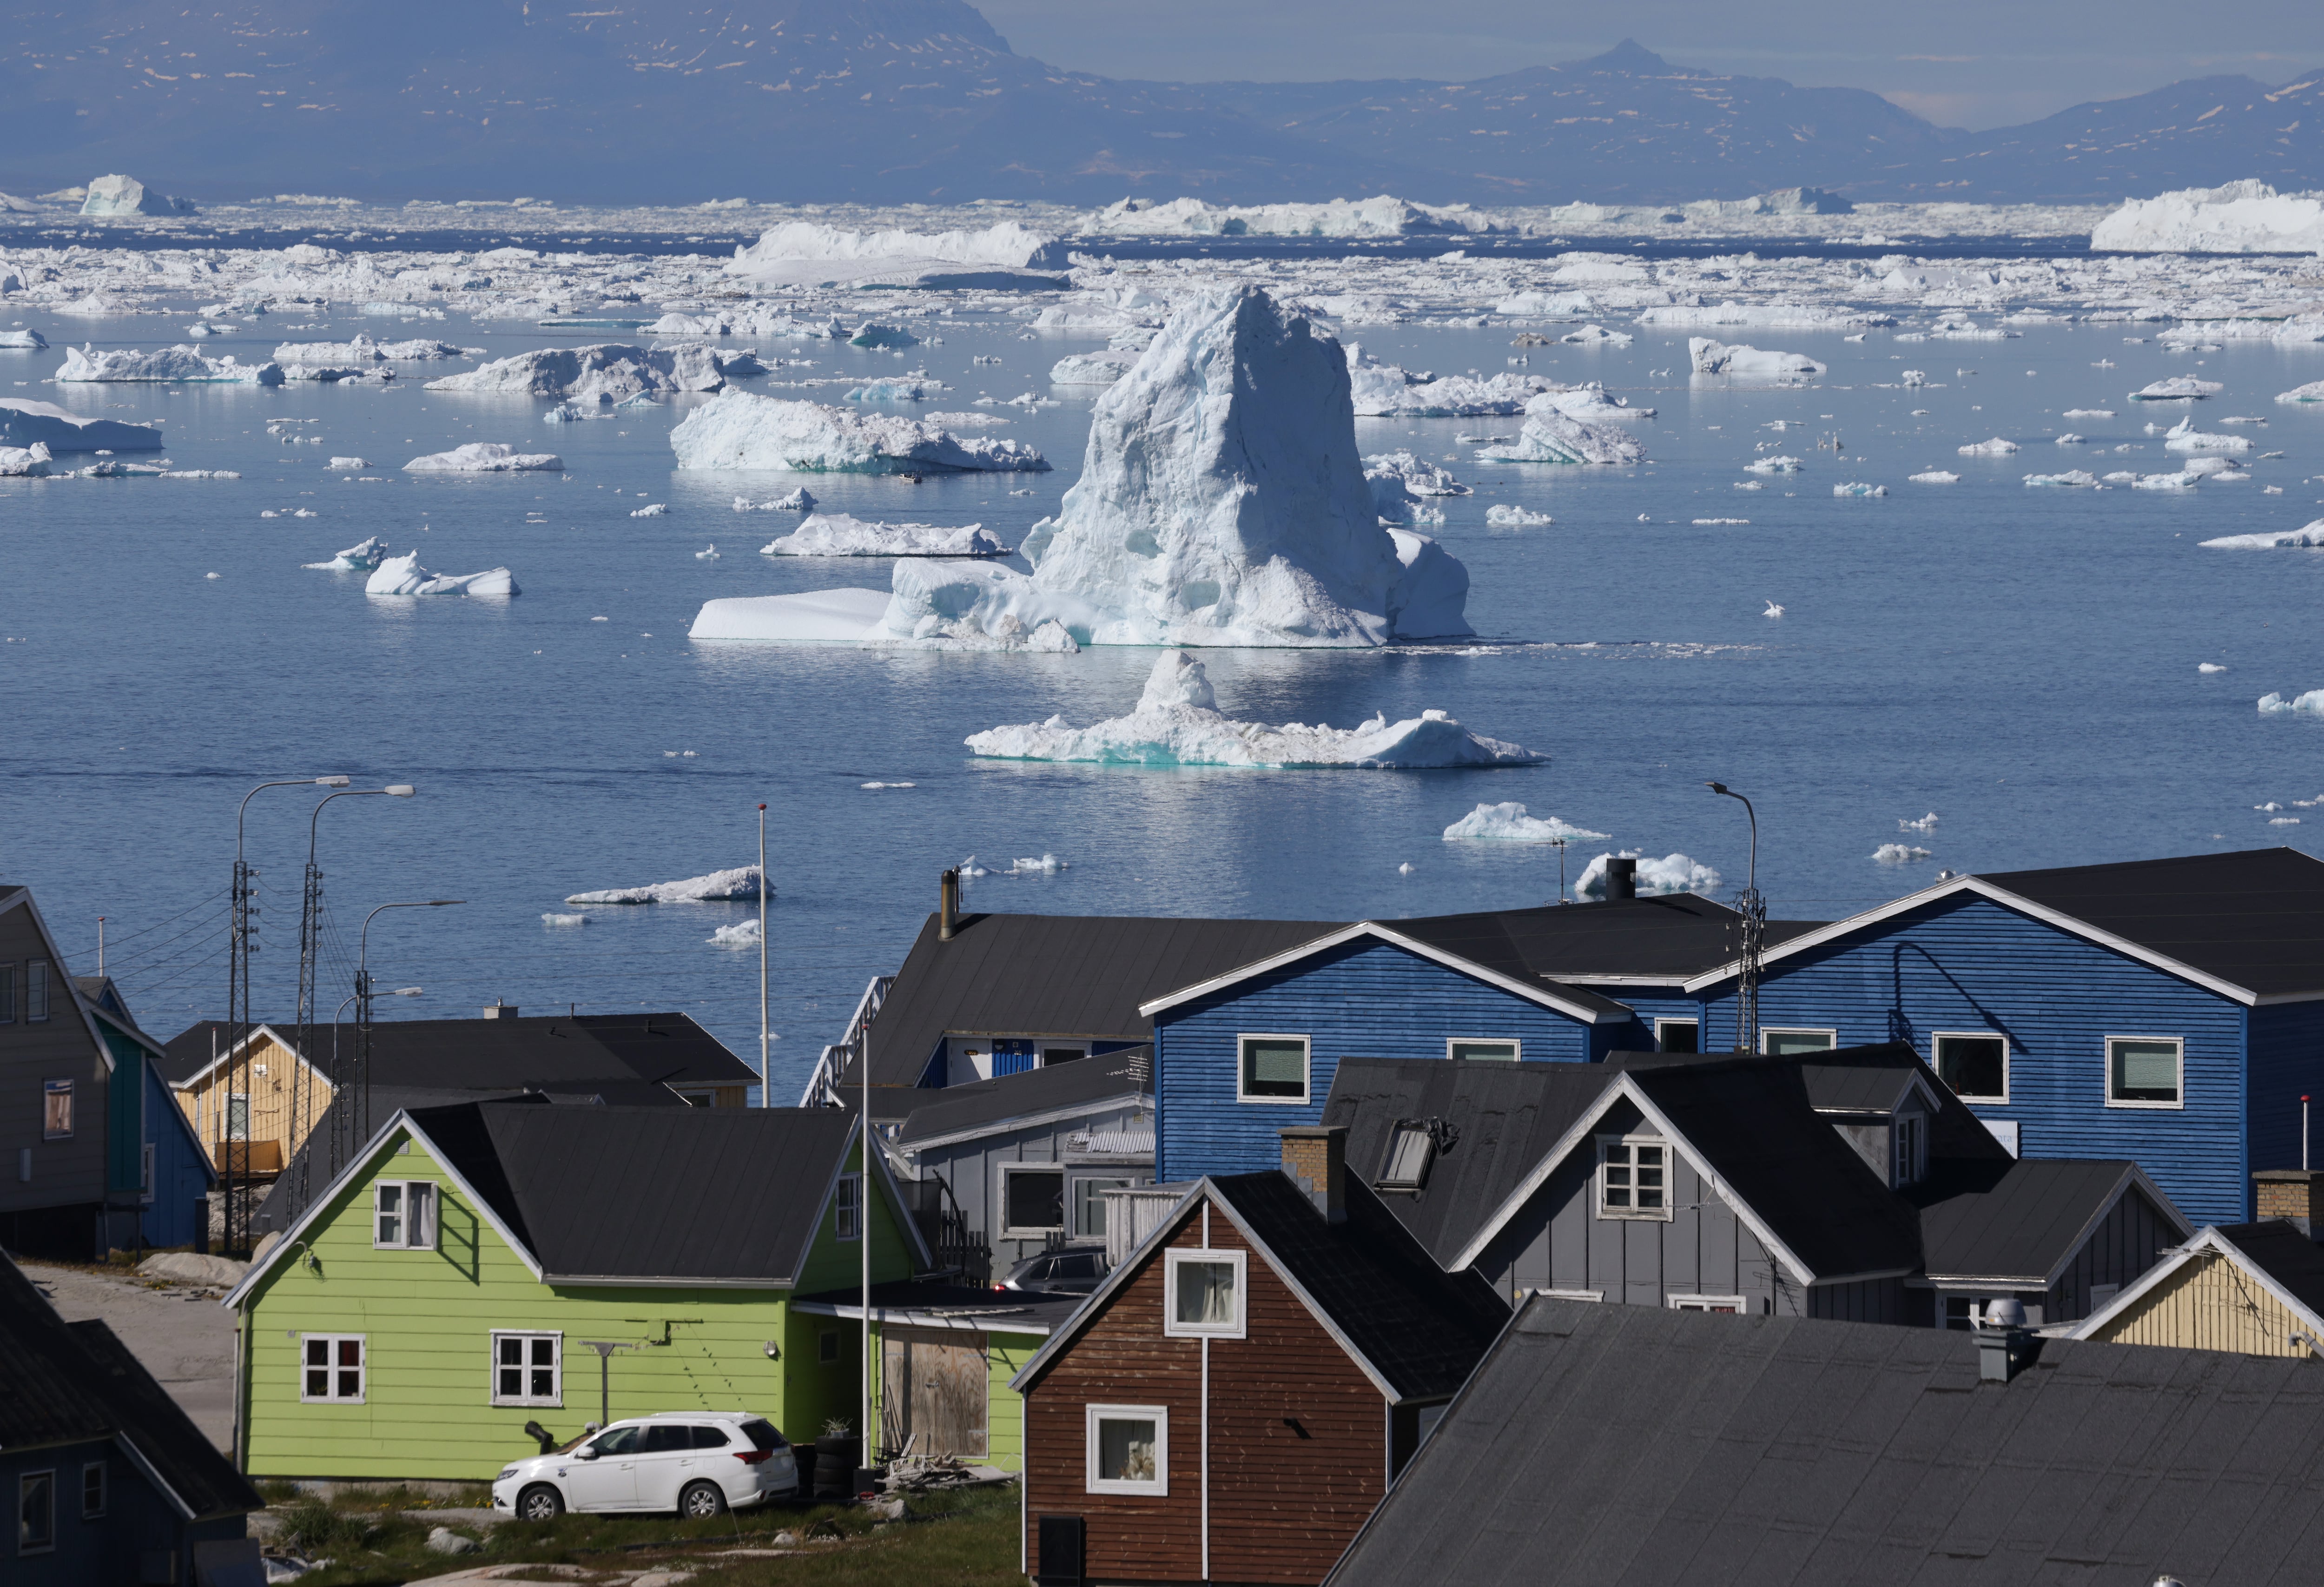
492, 1411, 799, 1521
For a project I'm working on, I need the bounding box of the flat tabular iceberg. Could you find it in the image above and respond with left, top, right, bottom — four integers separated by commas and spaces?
728, 220, 1068, 291
565, 865, 766, 905
965, 651, 1544, 768
1574, 851, 1722, 900
671, 392, 1049, 474
57, 345, 282, 385
1645, 304, 1889, 330
1442, 803, 1608, 842
273, 334, 473, 363
2131, 377, 2222, 401
2024, 471, 2100, 487
1909, 470, 1960, 484
1958, 437, 2019, 456
2163, 417, 2253, 453
2280, 382, 2324, 404
759, 514, 1007, 557
426, 342, 756, 399
1347, 345, 1547, 417
1084, 195, 1502, 238
1688, 338, 1825, 377
2092, 181, 2324, 254
0, 397, 163, 451
365, 551, 518, 596
2203, 522, 2324, 549
404, 443, 563, 472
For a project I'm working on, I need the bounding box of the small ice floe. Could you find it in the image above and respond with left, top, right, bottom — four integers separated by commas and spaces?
1695, 517, 1750, 526
328, 456, 370, 470
404, 443, 563, 472
1559, 324, 1633, 346
2056, 434, 2085, 446
366, 552, 519, 597
1832, 482, 1887, 497
2063, 408, 2115, 419
631, 503, 669, 517
958, 855, 989, 877
849, 323, 919, 349
541, 913, 589, 927
1958, 436, 2019, 456
1688, 338, 1824, 377
1441, 802, 1609, 843
2258, 691, 2324, 714
2182, 457, 2243, 478
1484, 504, 1555, 529
859, 780, 917, 789
1745, 456, 1802, 474
1909, 471, 1961, 484
706, 919, 763, 948
1900, 812, 1940, 832
759, 513, 1008, 557
1732, 480, 1764, 491
2273, 817, 2304, 825
848, 377, 949, 402
565, 865, 766, 904
965, 650, 1546, 769
2131, 377, 2223, 401
696, 545, 720, 559
544, 402, 588, 424
1874, 843, 1934, 863
2258, 802, 2284, 811
733, 487, 818, 513
1398, 862, 1416, 875
1574, 851, 1721, 900
2278, 381, 2324, 405
2162, 416, 2252, 454
1005, 854, 1067, 873
2199, 662, 2228, 673
1763, 599, 1784, 618
205, 571, 221, 580
303, 536, 390, 571
2024, 471, 2100, 488
2131, 471, 2199, 490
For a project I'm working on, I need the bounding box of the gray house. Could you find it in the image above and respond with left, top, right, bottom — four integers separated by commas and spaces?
892, 1049, 1155, 1281
1322, 1045, 2189, 1327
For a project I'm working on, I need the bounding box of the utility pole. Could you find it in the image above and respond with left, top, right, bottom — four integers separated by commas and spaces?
1706, 783, 1765, 1055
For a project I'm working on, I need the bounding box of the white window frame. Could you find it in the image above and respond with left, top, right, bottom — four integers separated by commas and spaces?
2106, 1034, 2185, 1110
997, 1164, 1068, 1239
1759, 1027, 1838, 1056
224, 1092, 251, 1141
18, 1470, 54, 1555
1235, 1033, 1310, 1104
299, 1334, 367, 1404
1931, 1030, 2011, 1104
373, 1180, 439, 1251
1596, 1134, 1672, 1221
1163, 1247, 1248, 1340
1446, 1038, 1521, 1062
41, 1079, 72, 1141
835, 1172, 862, 1241
1668, 1294, 1752, 1314
1084, 1403, 1169, 1497
489, 1330, 564, 1408
79, 1461, 106, 1520
1653, 1018, 1701, 1053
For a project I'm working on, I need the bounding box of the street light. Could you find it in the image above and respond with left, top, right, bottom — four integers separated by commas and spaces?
354, 899, 463, 1157
1704, 782, 1765, 1055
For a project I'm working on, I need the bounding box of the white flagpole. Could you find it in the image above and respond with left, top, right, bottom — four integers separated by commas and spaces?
758, 803, 769, 1107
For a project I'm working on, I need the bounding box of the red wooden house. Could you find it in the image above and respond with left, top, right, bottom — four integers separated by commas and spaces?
1010, 1125, 1509, 1586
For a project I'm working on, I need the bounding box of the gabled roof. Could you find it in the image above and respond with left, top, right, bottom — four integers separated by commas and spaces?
1914, 1157, 2190, 1285
1326, 1297, 2324, 1587
1010, 1171, 1510, 1405
1, 885, 118, 1077
161, 1012, 757, 1092
897, 1047, 1152, 1149
2073, 1220, 2324, 1342
1684, 847, 2324, 1005
1614, 1041, 2012, 1164
2, 1254, 260, 1522
1393, 894, 1826, 985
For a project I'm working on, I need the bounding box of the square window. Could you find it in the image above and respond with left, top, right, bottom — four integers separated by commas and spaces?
1163, 1248, 1246, 1338
835, 1173, 862, 1240
491, 1332, 561, 1406
1761, 1028, 1836, 1056
1085, 1404, 1167, 1495
1655, 1020, 1700, 1054
1001, 1167, 1065, 1236
1934, 1033, 2009, 1102
374, 1181, 438, 1249
41, 1080, 72, 1141
1598, 1137, 1670, 1219
1072, 1177, 1131, 1239
1237, 1035, 1309, 1103
2108, 1037, 2182, 1107
80, 1463, 105, 1521
1448, 1039, 1519, 1062
1376, 1123, 1436, 1191
19, 1471, 54, 1554
301, 1335, 365, 1402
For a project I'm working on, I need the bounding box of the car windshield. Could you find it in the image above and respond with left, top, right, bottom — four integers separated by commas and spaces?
588, 1425, 641, 1456
740, 1418, 786, 1452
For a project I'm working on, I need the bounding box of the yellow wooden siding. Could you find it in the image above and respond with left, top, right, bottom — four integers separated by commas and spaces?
175, 1031, 332, 1165
2087, 1252, 2315, 1357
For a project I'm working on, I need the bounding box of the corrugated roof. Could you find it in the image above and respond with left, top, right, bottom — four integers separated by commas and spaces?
896, 1048, 1151, 1146
161, 1012, 757, 1091
1329, 1297, 2324, 1587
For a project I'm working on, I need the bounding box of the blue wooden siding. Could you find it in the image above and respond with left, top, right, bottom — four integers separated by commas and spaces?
1588, 992, 1713, 1054
2248, 1000, 2324, 1178
141, 1059, 213, 1249
1155, 938, 1608, 1181
1700, 894, 2253, 1223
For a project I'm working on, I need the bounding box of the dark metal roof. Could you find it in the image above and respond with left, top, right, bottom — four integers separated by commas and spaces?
1, 1255, 261, 1521
1396, 895, 1825, 983
896, 1047, 1151, 1146
1329, 1297, 2324, 1587
2212, 1221, 2324, 1318
408, 1103, 859, 1283
858, 911, 1337, 1089
1210, 1170, 1513, 1402
161, 1012, 758, 1091
1981, 846, 2324, 998
1617, 1041, 2015, 1164
1913, 1158, 2176, 1283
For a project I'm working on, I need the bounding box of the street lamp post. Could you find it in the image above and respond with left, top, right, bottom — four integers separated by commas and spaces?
1704, 783, 1765, 1055
758, 803, 770, 1109
353, 899, 463, 1168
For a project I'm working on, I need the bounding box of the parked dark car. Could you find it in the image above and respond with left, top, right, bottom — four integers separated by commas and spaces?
1001, 1247, 1108, 1294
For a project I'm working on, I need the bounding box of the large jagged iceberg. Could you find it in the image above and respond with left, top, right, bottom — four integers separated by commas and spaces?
56, 345, 282, 384
965, 651, 1543, 768
0, 397, 164, 451
364, 552, 518, 596
759, 514, 1007, 557
727, 221, 1068, 290
426, 343, 759, 399
670, 392, 1049, 474
1688, 338, 1824, 377
565, 866, 765, 905
79, 174, 195, 217
2092, 181, 2324, 254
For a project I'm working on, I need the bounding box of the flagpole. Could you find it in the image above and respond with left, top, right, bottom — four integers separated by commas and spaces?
758, 803, 769, 1108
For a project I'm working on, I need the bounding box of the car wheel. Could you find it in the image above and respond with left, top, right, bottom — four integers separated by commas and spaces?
517, 1484, 564, 1522
680, 1479, 728, 1521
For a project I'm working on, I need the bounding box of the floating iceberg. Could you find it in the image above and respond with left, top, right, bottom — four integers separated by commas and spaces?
1687, 338, 1825, 377
328, 456, 370, 470
670, 392, 1050, 474
1958, 437, 2019, 456
706, 919, 763, 948
1050, 349, 1140, 386
2280, 382, 2324, 404
2063, 408, 2116, 418
1909, 470, 1960, 484
565, 865, 766, 905
1874, 843, 1934, 863
1486, 504, 1553, 527
425, 342, 755, 400
2258, 691, 2324, 714
79, 174, 194, 217
727, 220, 1068, 291
56, 345, 282, 385
304, 536, 389, 570
1496, 291, 1597, 318
1347, 344, 1547, 417
0, 329, 48, 350
2130, 377, 2222, 401
759, 513, 1007, 557
2130, 470, 2200, 490
2202, 522, 2324, 549
1557, 324, 1633, 345
1364, 450, 1470, 524
691, 587, 899, 643
2092, 181, 2324, 254
733, 487, 818, 512
1083, 195, 1504, 239
965, 650, 1543, 768
0, 397, 163, 451
1534, 383, 1655, 421
1832, 482, 1888, 497
1644, 304, 1888, 330
2163, 416, 2252, 454
1574, 851, 1721, 900
1473, 400, 1646, 466
1745, 456, 1802, 474
365, 551, 519, 596
1442, 803, 1608, 843
0, 443, 52, 477
2024, 471, 2100, 487
273, 334, 472, 363
541, 913, 589, 927
847, 377, 945, 402
847, 323, 920, 350
404, 443, 563, 473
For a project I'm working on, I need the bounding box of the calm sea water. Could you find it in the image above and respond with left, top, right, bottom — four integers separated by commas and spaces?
5, 305, 2322, 1097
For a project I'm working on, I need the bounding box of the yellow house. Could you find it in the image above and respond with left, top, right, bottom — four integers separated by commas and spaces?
2072, 1209, 2324, 1359
165, 1025, 330, 1179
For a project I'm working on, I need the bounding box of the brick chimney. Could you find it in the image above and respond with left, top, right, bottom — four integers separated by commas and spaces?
1279, 1125, 1347, 1224
2255, 1169, 2324, 1240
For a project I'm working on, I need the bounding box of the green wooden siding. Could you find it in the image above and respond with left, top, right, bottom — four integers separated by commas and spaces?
239, 1129, 915, 1481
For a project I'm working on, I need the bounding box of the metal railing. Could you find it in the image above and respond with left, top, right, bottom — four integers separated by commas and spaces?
799, 974, 893, 1107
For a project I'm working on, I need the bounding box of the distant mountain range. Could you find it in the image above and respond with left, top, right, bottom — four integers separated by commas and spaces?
0, 1, 2317, 210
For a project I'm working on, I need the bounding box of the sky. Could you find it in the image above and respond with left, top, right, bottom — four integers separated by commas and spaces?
971, 0, 2324, 131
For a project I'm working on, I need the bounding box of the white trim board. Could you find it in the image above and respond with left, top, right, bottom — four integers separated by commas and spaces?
898, 1091, 1151, 1153
1136, 921, 1626, 1025
2071, 1223, 2324, 1342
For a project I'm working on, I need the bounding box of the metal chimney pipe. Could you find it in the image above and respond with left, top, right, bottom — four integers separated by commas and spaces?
938, 867, 960, 940
1607, 856, 1638, 901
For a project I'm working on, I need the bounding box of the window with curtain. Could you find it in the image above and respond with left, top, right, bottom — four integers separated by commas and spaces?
1164, 1249, 1246, 1337
41, 1080, 72, 1140
374, 1181, 437, 1249
1085, 1405, 1167, 1494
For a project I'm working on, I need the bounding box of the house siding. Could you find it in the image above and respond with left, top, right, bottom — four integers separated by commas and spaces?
2087, 1250, 2316, 1356
2036, 1186, 2180, 1323
2247, 1000, 2324, 1180
1589, 991, 1714, 1054
904, 1101, 1154, 1273
142, 1059, 213, 1249
1156, 939, 1607, 1181
1704, 895, 2258, 1223
0, 1437, 243, 1587
1021, 1202, 1387, 1586
1, 903, 125, 1257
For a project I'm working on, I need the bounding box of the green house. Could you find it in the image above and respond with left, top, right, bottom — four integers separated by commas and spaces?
222, 1100, 930, 1482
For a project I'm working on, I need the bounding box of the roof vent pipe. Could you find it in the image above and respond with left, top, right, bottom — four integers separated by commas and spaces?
1606, 855, 1637, 901
1974, 1296, 2040, 1382
938, 867, 960, 941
